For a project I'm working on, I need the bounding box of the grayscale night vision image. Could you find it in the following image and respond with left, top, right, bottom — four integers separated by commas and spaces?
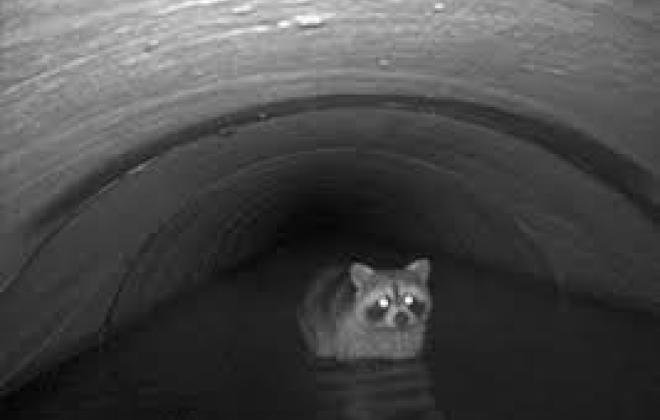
2, 1, 660, 419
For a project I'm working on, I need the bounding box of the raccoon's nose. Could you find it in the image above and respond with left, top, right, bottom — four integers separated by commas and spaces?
394, 311, 409, 327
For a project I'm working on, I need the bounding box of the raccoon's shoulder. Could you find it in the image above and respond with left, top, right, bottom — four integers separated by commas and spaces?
304, 264, 356, 318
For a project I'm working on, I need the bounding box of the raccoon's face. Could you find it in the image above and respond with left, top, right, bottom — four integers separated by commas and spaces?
350, 259, 432, 331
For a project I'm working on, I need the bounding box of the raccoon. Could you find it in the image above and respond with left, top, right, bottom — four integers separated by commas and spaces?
298, 259, 432, 361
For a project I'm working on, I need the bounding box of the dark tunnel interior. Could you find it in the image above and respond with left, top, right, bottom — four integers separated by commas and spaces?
4, 1, 660, 418
3, 95, 660, 419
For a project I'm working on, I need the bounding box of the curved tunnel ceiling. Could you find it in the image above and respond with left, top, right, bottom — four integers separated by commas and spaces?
2, 0, 660, 396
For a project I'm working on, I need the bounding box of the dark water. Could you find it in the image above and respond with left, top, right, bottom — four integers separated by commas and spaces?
3, 236, 660, 419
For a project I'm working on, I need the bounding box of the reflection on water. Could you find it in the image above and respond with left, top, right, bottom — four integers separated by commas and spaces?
311, 359, 445, 420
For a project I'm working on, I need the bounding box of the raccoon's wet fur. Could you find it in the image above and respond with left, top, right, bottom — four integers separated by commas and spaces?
298, 259, 432, 361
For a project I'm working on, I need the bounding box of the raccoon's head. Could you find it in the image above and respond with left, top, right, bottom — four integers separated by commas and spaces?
350, 259, 432, 331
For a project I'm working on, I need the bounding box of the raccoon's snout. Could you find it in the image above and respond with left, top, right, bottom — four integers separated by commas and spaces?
394, 311, 409, 328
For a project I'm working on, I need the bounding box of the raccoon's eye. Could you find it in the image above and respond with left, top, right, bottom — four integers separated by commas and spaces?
377, 297, 390, 309
407, 297, 427, 318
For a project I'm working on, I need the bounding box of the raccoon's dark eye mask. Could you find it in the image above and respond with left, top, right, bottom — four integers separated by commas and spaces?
366, 300, 390, 321
407, 298, 427, 318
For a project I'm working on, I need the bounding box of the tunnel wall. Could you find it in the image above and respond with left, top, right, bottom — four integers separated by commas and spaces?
2, 0, 660, 395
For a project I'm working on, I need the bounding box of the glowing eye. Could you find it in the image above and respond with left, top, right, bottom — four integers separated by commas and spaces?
403, 294, 415, 305
378, 297, 390, 308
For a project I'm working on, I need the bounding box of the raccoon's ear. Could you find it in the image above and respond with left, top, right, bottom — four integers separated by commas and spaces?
350, 262, 375, 289
406, 258, 431, 284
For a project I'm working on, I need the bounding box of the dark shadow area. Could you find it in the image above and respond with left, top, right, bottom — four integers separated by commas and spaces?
3, 228, 660, 419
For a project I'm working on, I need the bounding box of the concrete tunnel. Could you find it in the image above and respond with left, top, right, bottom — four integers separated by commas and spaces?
2, 0, 660, 418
